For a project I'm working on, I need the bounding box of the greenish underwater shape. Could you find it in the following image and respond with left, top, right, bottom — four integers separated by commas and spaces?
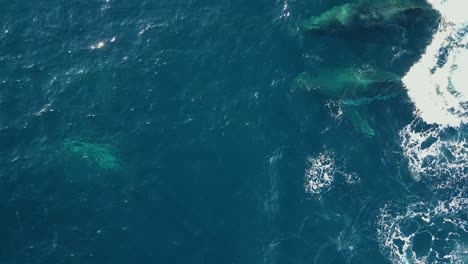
301, 0, 438, 34
342, 105, 375, 138
293, 65, 401, 137
293, 66, 401, 98
62, 139, 122, 172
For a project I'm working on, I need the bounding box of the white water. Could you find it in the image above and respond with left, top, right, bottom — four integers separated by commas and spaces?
402, 0, 468, 127
378, 1, 468, 263
304, 150, 359, 199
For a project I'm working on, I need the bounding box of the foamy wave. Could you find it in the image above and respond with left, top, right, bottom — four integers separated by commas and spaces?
402, 0, 468, 127
304, 151, 335, 196
400, 122, 467, 185
426, 0, 468, 24
304, 151, 359, 198
392, 120, 468, 262
387, 2, 468, 262
377, 197, 468, 264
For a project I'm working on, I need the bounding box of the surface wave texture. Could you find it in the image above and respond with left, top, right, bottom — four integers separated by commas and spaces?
0, 0, 466, 263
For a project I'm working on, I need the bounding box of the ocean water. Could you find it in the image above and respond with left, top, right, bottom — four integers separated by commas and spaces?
0, 0, 466, 263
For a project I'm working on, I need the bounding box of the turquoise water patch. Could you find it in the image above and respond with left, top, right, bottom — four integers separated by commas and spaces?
62, 139, 121, 172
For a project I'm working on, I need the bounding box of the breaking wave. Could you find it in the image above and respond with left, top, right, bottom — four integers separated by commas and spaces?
403, 0, 468, 127
377, 196, 467, 263
379, 1, 468, 262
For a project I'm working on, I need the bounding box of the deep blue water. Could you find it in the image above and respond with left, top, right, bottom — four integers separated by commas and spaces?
0, 0, 463, 263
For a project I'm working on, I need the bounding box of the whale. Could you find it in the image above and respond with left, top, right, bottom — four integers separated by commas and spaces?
293, 66, 401, 98
293, 66, 402, 137
301, 0, 438, 35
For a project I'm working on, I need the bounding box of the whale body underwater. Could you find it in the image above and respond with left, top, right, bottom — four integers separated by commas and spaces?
293, 66, 402, 98
295, 0, 440, 138
301, 0, 439, 34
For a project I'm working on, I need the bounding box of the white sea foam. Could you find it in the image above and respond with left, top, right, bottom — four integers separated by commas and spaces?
304, 151, 335, 196
304, 151, 359, 198
393, 121, 467, 262
400, 122, 467, 184
402, 0, 468, 127
399, 0, 468, 197
377, 197, 468, 264
381, 1, 468, 262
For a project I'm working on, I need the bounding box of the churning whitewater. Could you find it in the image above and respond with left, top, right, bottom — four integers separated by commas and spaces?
403, 0, 468, 127
378, 0, 468, 262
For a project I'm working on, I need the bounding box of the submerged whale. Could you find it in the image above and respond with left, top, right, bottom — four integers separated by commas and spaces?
341, 105, 375, 137
301, 0, 438, 34
293, 66, 401, 137
293, 66, 401, 98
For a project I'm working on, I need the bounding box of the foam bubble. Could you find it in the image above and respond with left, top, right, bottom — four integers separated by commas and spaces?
384, 113, 468, 263
304, 151, 335, 196
377, 197, 467, 263
304, 151, 360, 198
400, 122, 467, 188
426, 0, 468, 24
402, 0, 468, 127
389, 1, 468, 257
